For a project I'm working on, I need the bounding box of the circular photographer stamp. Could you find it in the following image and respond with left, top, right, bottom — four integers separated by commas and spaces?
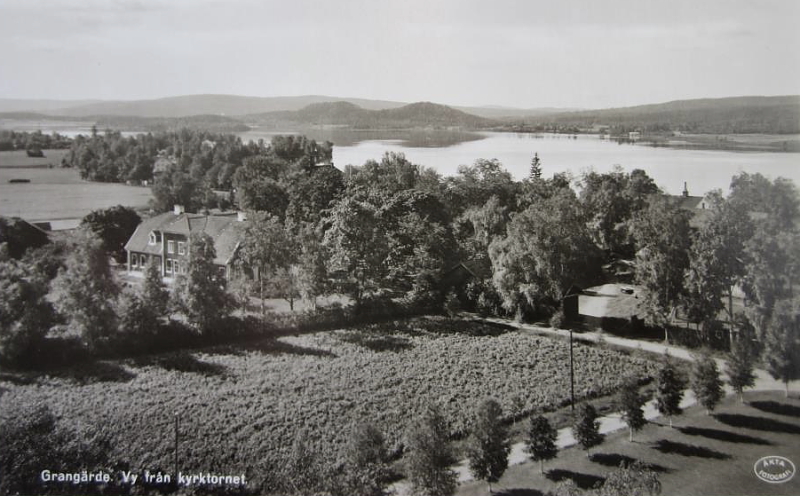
754, 456, 796, 484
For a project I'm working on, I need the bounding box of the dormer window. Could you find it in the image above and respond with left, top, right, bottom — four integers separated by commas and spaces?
149, 232, 156, 245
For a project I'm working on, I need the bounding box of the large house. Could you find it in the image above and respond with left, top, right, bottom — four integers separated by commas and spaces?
124, 205, 249, 279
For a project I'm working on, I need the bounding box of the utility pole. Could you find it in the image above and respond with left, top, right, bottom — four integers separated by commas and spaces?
569, 329, 575, 413
174, 412, 179, 478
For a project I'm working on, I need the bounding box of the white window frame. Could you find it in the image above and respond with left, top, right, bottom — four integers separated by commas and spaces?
165, 259, 173, 274
148, 232, 156, 245
178, 241, 185, 255
167, 240, 175, 254
131, 255, 138, 268
140, 255, 147, 267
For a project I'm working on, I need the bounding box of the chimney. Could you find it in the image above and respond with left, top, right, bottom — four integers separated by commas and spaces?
174, 205, 185, 215
237, 211, 247, 222
682, 182, 689, 197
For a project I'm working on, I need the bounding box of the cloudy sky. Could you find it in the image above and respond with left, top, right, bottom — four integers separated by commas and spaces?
1, 0, 798, 109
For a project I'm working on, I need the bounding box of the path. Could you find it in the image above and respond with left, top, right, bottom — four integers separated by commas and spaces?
392, 318, 792, 495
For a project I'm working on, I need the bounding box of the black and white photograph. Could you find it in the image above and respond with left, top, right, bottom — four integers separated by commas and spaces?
1, 1, 799, 495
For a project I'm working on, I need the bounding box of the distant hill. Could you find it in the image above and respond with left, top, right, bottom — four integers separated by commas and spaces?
45, 94, 408, 118
246, 101, 495, 129
519, 95, 800, 134
0, 99, 102, 113
457, 106, 583, 119
94, 114, 251, 133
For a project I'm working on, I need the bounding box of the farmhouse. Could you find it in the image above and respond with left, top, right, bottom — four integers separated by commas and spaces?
124, 205, 248, 279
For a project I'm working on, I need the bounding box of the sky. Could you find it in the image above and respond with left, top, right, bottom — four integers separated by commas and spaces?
1, 0, 799, 109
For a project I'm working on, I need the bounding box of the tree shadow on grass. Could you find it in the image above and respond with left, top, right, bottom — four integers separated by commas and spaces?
133, 352, 228, 377
590, 453, 671, 473
652, 440, 731, 459
241, 338, 338, 358
339, 332, 414, 353
0, 372, 39, 386
750, 401, 800, 418
714, 413, 800, 434
494, 489, 545, 496
46, 361, 136, 385
546, 469, 605, 490
677, 425, 771, 445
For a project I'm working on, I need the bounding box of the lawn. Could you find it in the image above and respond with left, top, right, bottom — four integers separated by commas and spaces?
0, 318, 658, 492
0, 164, 152, 220
457, 391, 800, 496
0, 149, 70, 168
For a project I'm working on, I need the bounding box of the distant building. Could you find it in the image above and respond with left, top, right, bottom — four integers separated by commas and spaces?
628, 131, 641, 141
671, 182, 714, 228
124, 205, 249, 279
153, 150, 177, 175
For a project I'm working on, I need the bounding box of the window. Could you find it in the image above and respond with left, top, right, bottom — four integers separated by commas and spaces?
131, 255, 138, 268
178, 241, 185, 255
148, 232, 156, 245
168, 240, 175, 254
165, 259, 173, 274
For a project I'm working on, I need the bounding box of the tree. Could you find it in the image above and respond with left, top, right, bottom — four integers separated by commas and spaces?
596, 461, 662, 496
763, 298, 800, 397
404, 405, 458, 496
81, 205, 141, 263
52, 230, 119, 349
683, 193, 753, 343
141, 259, 169, 320
572, 403, 603, 457
0, 258, 53, 365
726, 333, 758, 402
116, 290, 159, 352
654, 356, 685, 427
172, 232, 232, 333
466, 399, 511, 494
631, 196, 692, 342
489, 189, 602, 319
619, 377, 648, 441
323, 194, 389, 308
690, 352, 724, 414
293, 223, 329, 311
341, 423, 391, 496
529, 153, 542, 180
526, 414, 558, 474
237, 213, 296, 314
150, 168, 203, 213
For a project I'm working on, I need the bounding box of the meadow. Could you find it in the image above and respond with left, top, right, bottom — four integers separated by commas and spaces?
0, 149, 70, 168
0, 151, 152, 220
0, 319, 658, 491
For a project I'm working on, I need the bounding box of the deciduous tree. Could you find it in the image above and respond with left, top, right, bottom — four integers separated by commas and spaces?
52, 230, 119, 349
526, 414, 559, 474
654, 356, 685, 427
466, 399, 511, 494
726, 332, 758, 402
572, 403, 603, 457
81, 205, 141, 263
631, 196, 692, 342
763, 297, 800, 397
172, 232, 232, 333
691, 352, 724, 414
619, 377, 648, 441
404, 405, 458, 496
0, 258, 53, 365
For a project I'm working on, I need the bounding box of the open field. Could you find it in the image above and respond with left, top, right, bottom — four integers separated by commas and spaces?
0, 149, 70, 168
0, 319, 658, 491
0, 165, 152, 221
457, 391, 800, 496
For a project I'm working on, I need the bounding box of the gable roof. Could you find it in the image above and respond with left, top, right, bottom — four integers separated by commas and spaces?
125, 211, 248, 264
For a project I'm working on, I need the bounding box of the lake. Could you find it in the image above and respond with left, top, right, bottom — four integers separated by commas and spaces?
239, 129, 800, 196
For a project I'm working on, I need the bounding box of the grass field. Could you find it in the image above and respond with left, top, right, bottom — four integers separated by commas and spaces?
0, 319, 658, 491
0, 162, 152, 220
0, 149, 70, 168
457, 391, 800, 496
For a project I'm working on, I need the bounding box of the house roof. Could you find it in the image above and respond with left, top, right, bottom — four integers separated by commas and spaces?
125, 211, 248, 265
